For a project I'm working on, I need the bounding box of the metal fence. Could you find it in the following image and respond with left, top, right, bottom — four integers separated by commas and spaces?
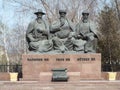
0, 64, 22, 72
102, 64, 120, 72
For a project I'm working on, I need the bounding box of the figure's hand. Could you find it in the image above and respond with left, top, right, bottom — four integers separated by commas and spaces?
68, 35, 73, 39
68, 32, 76, 39
82, 36, 88, 40
76, 35, 83, 39
74, 34, 84, 39
36, 29, 42, 33
84, 35, 95, 41
32, 38, 39, 42
27, 34, 37, 42
41, 30, 48, 35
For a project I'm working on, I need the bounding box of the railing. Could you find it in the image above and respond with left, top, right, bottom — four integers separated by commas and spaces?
0, 64, 22, 72
102, 64, 120, 72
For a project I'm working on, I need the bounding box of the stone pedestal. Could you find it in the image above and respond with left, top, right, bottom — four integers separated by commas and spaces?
22, 53, 101, 81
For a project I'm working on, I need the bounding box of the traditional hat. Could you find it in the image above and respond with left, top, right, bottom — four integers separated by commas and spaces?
59, 9, 67, 14
34, 9, 45, 15
82, 10, 89, 15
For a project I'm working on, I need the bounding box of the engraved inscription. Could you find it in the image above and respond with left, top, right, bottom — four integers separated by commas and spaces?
27, 58, 49, 61
56, 58, 70, 61
77, 58, 96, 61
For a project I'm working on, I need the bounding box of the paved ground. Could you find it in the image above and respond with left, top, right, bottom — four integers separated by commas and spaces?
0, 80, 120, 90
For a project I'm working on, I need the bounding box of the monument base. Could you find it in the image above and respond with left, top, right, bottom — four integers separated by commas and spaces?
22, 53, 101, 81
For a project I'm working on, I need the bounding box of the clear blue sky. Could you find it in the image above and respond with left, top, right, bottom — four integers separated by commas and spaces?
0, 0, 16, 28
1, 0, 29, 28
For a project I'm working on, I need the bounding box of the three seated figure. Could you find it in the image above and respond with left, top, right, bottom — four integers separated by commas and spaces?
50, 10, 75, 53
26, 9, 53, 53
26, 9, 98, 53
74, 11, 98, 53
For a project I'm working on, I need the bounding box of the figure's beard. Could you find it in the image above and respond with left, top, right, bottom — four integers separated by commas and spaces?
83, 18, 88, 23
37, 16, 42, 19
37, 18, 42, 23
60, 15, 66, 18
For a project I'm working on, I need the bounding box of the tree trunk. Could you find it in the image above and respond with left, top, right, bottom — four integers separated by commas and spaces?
115, 0, 120, 22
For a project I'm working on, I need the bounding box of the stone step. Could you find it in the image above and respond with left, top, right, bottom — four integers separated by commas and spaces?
0, 81, 120, 90
2, 80, 120, 85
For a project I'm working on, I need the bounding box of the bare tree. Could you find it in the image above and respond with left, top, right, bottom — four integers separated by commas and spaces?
0, 21, 10, 72
98, 5, 120, 71
115, 0, 120, 21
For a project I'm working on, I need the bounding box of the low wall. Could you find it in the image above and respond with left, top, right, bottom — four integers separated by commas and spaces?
0, 73, 10, 81
0, 72, 120, 81
116, 72, 120, 80
101, 72, 120, 80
